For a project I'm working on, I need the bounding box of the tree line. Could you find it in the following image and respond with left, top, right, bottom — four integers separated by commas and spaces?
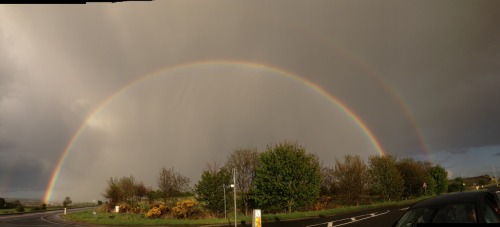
103, 141, 449, 217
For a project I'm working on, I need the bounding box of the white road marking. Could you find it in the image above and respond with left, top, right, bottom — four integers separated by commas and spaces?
305, 210, 390, 227
399, 207, 409, 211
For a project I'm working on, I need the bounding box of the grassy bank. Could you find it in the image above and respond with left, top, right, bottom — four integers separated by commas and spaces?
64, 197, 429, 226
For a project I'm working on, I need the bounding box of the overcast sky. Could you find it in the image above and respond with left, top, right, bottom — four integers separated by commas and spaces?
1, 1, 500, 202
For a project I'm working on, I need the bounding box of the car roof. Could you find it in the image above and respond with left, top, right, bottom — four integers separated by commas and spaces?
412, 191, 489, 208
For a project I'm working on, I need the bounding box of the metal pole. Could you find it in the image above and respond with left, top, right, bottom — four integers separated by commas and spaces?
233, 168, 237, 227
223, 183, 227, 220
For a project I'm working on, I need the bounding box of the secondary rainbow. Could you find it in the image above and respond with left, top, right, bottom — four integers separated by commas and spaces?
293, 25, 430, 156
43, 59, 386, 203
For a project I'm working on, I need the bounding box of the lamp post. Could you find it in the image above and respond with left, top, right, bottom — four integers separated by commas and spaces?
231, 168, 237, 227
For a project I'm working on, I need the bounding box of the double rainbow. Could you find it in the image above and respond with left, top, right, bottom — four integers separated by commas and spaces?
43, 60, 387, 203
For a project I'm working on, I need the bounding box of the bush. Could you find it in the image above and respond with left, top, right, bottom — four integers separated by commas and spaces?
15, 204, 25, 212
135, 201, 151, 214
146, 207, 162, 218
172, 199, 200, 219
96, 204, 112, 213
130, 207, 143, 214
42, 203, 47, 210
118, 203, 131, 213
145, 203, 169, 218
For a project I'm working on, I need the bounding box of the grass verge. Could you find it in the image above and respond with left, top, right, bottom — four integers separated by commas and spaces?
64, 197, 430, 226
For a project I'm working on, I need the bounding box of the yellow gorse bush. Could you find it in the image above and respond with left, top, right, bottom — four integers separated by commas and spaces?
145, 207, 162, 218
145, 204, 169, 218
172, 199, 198, 219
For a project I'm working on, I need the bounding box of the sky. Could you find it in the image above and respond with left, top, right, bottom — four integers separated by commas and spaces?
1, 1, 500, 202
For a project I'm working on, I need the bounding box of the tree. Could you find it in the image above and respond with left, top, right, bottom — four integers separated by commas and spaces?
134, 181, 148, 202
119, 176, 136, 203
396, 158, 428, 198
146, 188, 162, 204
15, 203, 24, 212
63, 196, 72, 208
158, 167, 190, 203
427, 165, 448, 195
250, 141, 320, 213
103, 177, 123, 206
194, 165, 232, 216
368, 155, 404, 201
423, 174, 436, 196
0, 197, 5, 209
333, 155, 369, 205
448, 177, 466, 192
224, 148, 259, 215
319, 164, 335, 196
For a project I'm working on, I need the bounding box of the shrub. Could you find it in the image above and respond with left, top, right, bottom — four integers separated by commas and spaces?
42, 203, 47, 210
15, 204, 25, 212
145, 204, 169, 218
137, 201, 151, 212
146, 206, 162, 218
96, 204, 112, 213
172, 199, 200, 219
130, 207, 143, 214
118, 203, 131, 213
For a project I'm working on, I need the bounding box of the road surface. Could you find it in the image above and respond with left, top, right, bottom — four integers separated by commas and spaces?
257, 204, 410, 227
0, 205, 410, 227
0, 207, 91, 227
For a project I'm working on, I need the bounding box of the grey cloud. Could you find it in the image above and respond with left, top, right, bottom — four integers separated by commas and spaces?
1, 1, 500, 201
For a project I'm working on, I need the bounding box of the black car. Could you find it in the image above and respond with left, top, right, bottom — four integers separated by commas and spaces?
393, 191, 500, 226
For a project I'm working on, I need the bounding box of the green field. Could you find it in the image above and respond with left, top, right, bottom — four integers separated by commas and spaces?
64, 197, 429, 226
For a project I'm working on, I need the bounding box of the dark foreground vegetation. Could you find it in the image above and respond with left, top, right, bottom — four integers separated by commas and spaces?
83, 141, 497, 223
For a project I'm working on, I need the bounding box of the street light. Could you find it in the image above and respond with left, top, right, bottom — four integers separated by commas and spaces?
231, 168, 237, 227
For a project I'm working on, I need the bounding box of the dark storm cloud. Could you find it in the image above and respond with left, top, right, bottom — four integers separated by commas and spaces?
381, 1, 500, 153
0, 152, 48, 198
1, 0, 500, 201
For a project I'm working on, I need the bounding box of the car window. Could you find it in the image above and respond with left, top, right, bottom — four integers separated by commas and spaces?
432, 203, 476, 223
395, 203, 476, 226
484, 195, 500, 223
395, 207, 437, 227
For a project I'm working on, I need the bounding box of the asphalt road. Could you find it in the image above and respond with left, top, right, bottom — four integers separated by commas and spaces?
0, 207, 92, 227
0, 205, 411, 227
255, 204, 411, 227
